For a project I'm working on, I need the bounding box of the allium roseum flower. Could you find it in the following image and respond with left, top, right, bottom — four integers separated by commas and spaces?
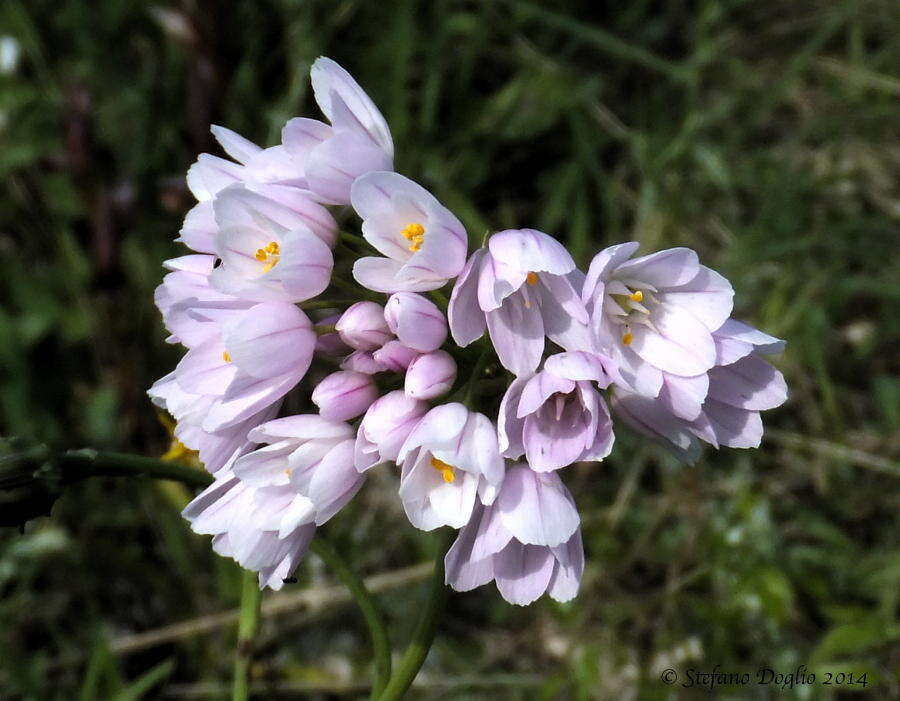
613, 320, 787, 462
404, 351, 456, 400
445, 466, 583, 605
384, 292, 448, 352
148, 54, 789, 608
582, 241, 733, 394
350, 171, 468, 293
449, 229, 589, 375
210, 186, 334, 303
282, 57, 394, 205
355, 391, 429, 472
396, 404, 505, 530
499, 351, 617, 471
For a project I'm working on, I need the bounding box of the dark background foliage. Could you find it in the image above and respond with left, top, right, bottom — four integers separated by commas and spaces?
1, 0, 899, 697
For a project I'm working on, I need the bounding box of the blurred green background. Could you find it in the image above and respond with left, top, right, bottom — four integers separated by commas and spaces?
2, 0, 900, 698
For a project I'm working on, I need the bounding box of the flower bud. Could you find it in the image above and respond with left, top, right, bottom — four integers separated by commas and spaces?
340, 350, 387, 375
384, 293, 447, 352
355, 391, 429, 471
372, 340, 419, 372
335, 301, 392, 351
404, 351, 456, 400
312, 370, 379, 421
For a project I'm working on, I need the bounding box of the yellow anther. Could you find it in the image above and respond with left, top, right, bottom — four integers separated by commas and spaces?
430, 457, 456, 484
526, 271, 539, 286
222, 351, 232, 363
284, 468, 292, 477
630, 290, 643, 302
401, 223, 426, 252
622, 331, 633, 346
255, 241, 281, 272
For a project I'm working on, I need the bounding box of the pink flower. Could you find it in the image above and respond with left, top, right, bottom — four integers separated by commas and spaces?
384, 293, 447, 352
404, 351, 456, 400
449, 229, 589, 375
335, 301, 392, 351
582, 242, 734, 393
209, 186, 334, 303
372, 340, 419, 372
180, 125, 336, 253
350, 171, 468, 292
282, 57, 393, 205
396, 403, 505, 530
354, 391, 429, 472
311, 370, 379, 421
184, 415, 362, 589
444, 466, 583, 606
612, 320, 787, 462
498, 352, 616, 471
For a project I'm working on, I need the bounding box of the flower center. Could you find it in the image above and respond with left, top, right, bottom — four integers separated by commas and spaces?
429, 456, 456, 483
526, 271, 539, 286
610, 287, 651, 345
255, 241, 281, 272
222, 351, 232, 363
401, 223, 426, 252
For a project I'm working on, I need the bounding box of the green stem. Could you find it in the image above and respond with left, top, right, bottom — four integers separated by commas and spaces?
300, 299, 354, 311
427, 289, 449, 311
313, 323, 337, 336
311, 538, 392, 698
378, 529, 453, 701
340, 231, 372, 250
60, 449, 213, 489
464, 345, 493, 407
233, 569, 263, 701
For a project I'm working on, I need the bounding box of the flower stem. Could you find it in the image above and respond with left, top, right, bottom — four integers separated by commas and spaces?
232, 569, 262, 701
340, 231, 371, 250
377, 528, 453, 701
310, 538, 392, 698
60, 449, 213, 489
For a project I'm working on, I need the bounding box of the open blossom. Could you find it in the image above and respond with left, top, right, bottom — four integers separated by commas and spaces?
209, 186, 334, 303
181, 125, 337, 254
184, 469, 316, 590
499, 352, 616, 471
184, 416, 362, 589
582, 242, 734, 395
445, 466, 583, 605
282, 57, 393, 205
396, 404, 505, 530
350, 171, 468, 293
613, 320, 787, 462
449, 229, 589, 375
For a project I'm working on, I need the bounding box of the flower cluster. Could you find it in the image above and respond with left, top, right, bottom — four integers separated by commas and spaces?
151, 58, 787, 604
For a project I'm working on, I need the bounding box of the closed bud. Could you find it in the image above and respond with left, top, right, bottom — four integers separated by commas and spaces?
372, 340, 419, 372
384, 293, 447, 352
405, 351, 456, 400
312, 371, 379, 421
335, 301, 392, 351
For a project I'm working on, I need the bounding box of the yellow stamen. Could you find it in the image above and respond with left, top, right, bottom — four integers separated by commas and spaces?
622, 331, 633, 346
284, 468, 292, 477
256, 241, 281, 272
222, 351, 232, 363
401, 223, 426, 252
430, 457, 456, 484
630, 290, 643, 302
526, 271, 539, 286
